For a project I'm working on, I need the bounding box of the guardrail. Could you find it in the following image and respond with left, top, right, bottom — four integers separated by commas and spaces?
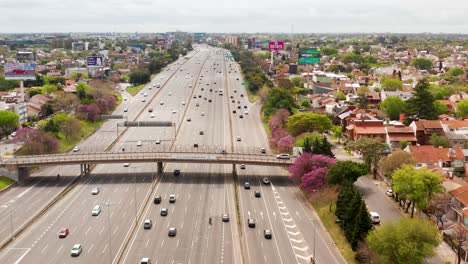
3, 146, 294, 167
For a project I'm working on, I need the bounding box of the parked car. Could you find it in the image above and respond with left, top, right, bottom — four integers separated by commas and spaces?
386, 189, 393, 197
240, 164, 246, 169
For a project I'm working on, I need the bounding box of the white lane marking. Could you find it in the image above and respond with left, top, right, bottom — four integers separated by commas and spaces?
146, 239, 150, 248
40, 244, 48, 254
102, 243, 108, 253
99, 226, 105, 235
14, 248, 31, 264
177, 239, 180, 247
113, 226, 119, 235
85, 227, 92, 236
161, 239, 165, 248
56, 245, 63, 254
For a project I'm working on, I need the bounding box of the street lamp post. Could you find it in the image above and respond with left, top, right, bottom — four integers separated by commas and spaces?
101, 201, 118, 264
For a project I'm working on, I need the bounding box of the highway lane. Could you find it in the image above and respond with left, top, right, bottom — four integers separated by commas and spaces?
0, 51, 197, 249
0, 48, 208, 263
122, 47, 242, 264
224, 52, 346, 264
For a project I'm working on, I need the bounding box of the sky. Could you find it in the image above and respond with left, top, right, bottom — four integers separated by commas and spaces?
0, 0, 467, 33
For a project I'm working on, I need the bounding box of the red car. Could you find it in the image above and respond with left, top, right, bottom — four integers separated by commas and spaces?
58, 228, 69, 238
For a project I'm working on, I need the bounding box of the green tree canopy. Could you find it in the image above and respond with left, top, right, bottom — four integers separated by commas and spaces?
405, 78, 438, 121
455, 99, 468, 118
367, 218, 441, 264
382, 78, 403, 91
412, 57, 433, 71
433, 101, 448, 115
380, 96, 406, 120
299, 98, 311, 108
286, 113, 332, 136
347, 137, 386, 166
392, 165, 443, 217
378, 151, 416, 179
326, 161, 368, 186
334, 91, 346, 100
429, 134, 450, 148
0, 110, 19, 138
263, 87, 296, 117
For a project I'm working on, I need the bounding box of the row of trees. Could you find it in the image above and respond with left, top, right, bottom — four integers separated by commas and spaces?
229, 47, 272, 93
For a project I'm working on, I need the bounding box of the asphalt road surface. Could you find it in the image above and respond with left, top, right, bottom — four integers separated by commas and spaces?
0, 45, 345, 264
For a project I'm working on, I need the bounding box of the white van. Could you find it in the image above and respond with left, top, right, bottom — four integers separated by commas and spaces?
92, 205, 101, 216
369, 212, 380, 224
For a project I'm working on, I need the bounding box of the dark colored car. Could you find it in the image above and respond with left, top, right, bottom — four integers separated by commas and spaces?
154, 195, 162, 204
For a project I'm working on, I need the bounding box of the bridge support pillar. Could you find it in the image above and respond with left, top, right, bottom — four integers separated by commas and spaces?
157, 162, 163, 173
80, 164, 84, 177
232, 164, 237, 176
80, 164, 91, 177
17, 167, 29, 184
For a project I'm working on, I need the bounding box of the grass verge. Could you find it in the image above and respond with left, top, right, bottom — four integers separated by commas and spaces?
114, 93, 122, 106
126, 84, 144, 96
309, 188, 358, 264
247, 92, 258, 103
57, 120, 103, 153
0, 176, 15, 191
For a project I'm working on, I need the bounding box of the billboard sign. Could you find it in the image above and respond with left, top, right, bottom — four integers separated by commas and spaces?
298, 49, 321, 64
4, 63, 36, 80
268, 41, 284, 51
87, 56, 103, 66
299, 49, 320, 55
298, 57, 320, 65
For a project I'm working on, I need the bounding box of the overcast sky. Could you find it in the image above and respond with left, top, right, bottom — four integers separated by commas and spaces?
0, 0, 466, 33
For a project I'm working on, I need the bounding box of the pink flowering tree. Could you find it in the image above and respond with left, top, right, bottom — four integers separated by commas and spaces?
270, 127, 288, 148
103, 95, 116, 110
277, 135, 295, 152
289, 153, 336, 192
76, 104, 101, 121
13, 127, 59, 155
268, 108, 290, 131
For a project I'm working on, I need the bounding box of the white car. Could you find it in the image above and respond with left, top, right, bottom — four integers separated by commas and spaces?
169, 92, 172, 96
160, 101, 164, 105
236, 136, 241, 142
144, 93, 148, 97
370, 212, 381, 224
155, 139, 161, 144
123, 163, 130, 167
182, 101, 185, 105
240, 164, 246, 169
150, 113, 154, 118
386, 189, 393, 197
124, 97, 127, 101
276, 153, 290, 160
142, 98, 146, 102
73, 146, 80, 152
172, 110, 177, 114
137, 141, 142, 146
201, 112, 205, 116
244, 111, 248, 115
91, 187, 100, 195
10, 131, 17, 137
70, 244, 82, 257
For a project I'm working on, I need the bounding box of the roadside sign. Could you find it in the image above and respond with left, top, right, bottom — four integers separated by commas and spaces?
241, 82, 248, 86
86, 56, 103, 66
268, 41, 284, 51
4, 63, 36, 80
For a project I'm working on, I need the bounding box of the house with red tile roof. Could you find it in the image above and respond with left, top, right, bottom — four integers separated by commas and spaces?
441, 120, 468, 147
409, 120, 445, 145
351, 118, 386, 141
406, 145, 464, 170
385, 125, 417, 150
448, 184, 468, 228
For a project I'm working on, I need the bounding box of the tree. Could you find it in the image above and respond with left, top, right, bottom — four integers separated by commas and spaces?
429, 133, 450, 148
412, 57, 433, 71
326, 161, 368, 186
277, 78, 293, 89
405, 78, 438, 121
263, 87, 296, 117
455, 99, 468, 118
303, 136, 312, 153
61, 117, 82, 140
320, 47, 338, 56
13, 127, 59, 155
52, 91, 79, 113
367, 218, 441, 264
347, 137, 386, 167
76, 83, 89, 100
129, 69, 151, 85
299, 98, 311, 109
392, 165, 443, 217
288, 153, 336, 192
40, 118, 60, 136
42, 84, 58, 94
433, 101, 449, 115
277, 135, 295, 152
27, 87, 43, 97
0, 110, 19, 138
382, 78, 403, 91
334, 91, 346, 100
291, 77, 302, 87
378, 151, 415, 179
328, 64, 346, 73
286, 113, 332, 136
331, 125, 343, 143
380, 96, 406, 120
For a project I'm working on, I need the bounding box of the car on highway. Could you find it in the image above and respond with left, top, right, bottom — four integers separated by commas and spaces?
276, 153, 290, 160
168, 227, 177, 237
58, 228, 69, 238
140, 258, 151, 264
386, 189, 393, 197
124, 97, 127, 101
182, 101, 186, 105
154, 195, 162, 204
187, 117, 191, 122
189, 84, 192, 88
148, 107, 153, 112
124, 108, 128, 112
160, 101, 164, 105
73, 146, 80, 152
239, 114, 243, 118
123, 163, 130, 167
160, 208, 168, 216
234, 90, 237, 93
222, 213, 230, 222
144, 92, 148, 97
240, 164, 246, 169
201, 112, 205, 116
199, 130, 204, 135
10, 131, 17, 137
232, 110, 236, 113
264, 229, 272, 239
174, 169, 180, 176
137, 141, 142, 146
240, 94, 244, 97
150, 113, 154, 118
172, 110, 177, 114
91, 187, 100, 195
208, 99, 212, 102
169, 194, 176, 203
263, 178, 270, 185
248, 218, 255, 228
169, 92, 172, 96
237, 136, 241, 141
70, 244, 82, 257
237, 106, 241, 109
143, 219, 152, 229
142, 98, 146, 102
154, 139, 161, 144
261, 148, 266, 154
254, 191, 261, 198
92, 205, 101, 216
244, 182, 250, 189
370, 212, 381, 224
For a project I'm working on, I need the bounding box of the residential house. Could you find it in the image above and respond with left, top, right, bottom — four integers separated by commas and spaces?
449, 92, 468, 104
385, 125, 417, 150
406, 145, 464, 170
441, 120, 468, 147
26, 94, 52, 119
410, 120, 445, 145
438, 100, 456, 113
448, 184, 468, 228
380, 90, 413, 101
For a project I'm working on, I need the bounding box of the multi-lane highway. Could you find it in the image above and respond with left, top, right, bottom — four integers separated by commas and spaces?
0, 45, 345, 264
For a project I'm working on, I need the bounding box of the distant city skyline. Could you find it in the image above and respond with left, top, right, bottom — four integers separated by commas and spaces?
0, 0, 467, 34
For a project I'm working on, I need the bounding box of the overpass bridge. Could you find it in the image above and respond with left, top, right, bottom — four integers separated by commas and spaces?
1, 145, 294, 181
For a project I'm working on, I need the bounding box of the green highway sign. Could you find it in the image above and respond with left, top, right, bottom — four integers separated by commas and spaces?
241, 82, 248, 86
